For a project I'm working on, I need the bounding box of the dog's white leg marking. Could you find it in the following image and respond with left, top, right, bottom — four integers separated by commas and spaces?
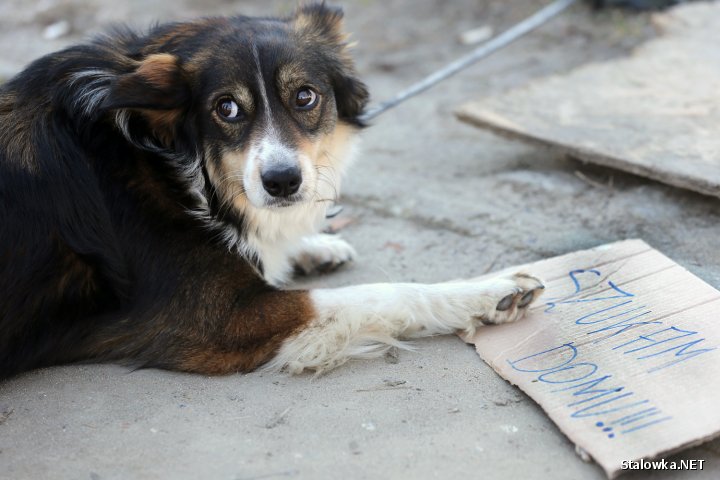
289, 233, 356, 275
265, 273, 544, 374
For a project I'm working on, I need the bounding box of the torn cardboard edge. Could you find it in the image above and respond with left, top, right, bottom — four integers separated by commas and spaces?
455, 107, 720, 199
463, 239, 720, 478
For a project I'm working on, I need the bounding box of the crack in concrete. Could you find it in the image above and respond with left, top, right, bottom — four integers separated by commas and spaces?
343, 194, 478, 238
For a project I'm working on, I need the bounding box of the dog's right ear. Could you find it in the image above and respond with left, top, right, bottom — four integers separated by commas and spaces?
101, 54, 190, 148
102, 53, 189, 111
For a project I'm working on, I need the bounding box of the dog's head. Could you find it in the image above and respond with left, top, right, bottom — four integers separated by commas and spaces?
100, 3, 368, 219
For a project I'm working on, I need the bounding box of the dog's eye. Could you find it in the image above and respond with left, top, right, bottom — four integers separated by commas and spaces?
216, 98, 243, 121
295, 88, 318, 110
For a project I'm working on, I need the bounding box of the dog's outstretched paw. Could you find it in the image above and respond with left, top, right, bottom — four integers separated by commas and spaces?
291, 234, 356, 276
475, 273, 544, 326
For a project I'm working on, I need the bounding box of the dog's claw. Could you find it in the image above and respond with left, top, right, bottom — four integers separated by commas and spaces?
317, 261, 338, 273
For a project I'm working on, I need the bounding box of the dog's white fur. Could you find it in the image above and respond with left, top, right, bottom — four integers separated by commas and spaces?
264, 274, 543, 374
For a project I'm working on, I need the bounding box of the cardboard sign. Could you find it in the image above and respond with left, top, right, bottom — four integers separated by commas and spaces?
465, 240, 720, 478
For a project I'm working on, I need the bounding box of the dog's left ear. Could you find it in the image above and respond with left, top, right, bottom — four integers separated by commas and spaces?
292, 3, 346, 43
332, 68, 369, 127
293, 3, 369, 126
102, 53, 190, 146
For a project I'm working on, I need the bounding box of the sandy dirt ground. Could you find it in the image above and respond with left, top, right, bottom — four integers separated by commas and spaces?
1, 1, 719, 479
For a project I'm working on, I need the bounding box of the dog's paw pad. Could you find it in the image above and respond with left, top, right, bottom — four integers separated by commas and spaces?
496, 294, 515, 312
518, 290, 537, 308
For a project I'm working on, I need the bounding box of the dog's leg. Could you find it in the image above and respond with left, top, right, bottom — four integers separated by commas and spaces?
289, 233, 356, 275
265, 273, 544, 374
85, 266, 540, 376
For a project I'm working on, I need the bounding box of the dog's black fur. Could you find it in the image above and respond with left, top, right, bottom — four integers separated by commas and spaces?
0, 3, 369, 379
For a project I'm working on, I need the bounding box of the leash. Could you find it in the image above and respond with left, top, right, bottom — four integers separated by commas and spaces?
358, 0, 579, 123
328, 0, 579, 219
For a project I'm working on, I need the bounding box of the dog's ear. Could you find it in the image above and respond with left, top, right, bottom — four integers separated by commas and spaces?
292, 3, 369, 126
102, 53, 190, 147
292, 2, 346, 43
103, 53, 189, 111
332, 70, 369, 126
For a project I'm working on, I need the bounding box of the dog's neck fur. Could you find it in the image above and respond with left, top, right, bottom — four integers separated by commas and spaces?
242, 201, 330, 286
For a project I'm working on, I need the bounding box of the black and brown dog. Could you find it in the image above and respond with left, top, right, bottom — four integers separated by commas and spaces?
0, 3, 543, 380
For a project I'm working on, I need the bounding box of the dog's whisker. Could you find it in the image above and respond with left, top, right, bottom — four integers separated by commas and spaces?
314, 170, 339, 203
208, 173, 247, 212
217, 182, 247, 217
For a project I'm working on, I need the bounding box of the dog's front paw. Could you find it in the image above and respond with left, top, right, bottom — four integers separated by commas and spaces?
291, 234, 356, 276
473, 273, 544, 326
439, 273, 544, 336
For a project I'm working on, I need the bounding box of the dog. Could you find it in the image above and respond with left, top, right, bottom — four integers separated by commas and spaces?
0, 3, 544, 380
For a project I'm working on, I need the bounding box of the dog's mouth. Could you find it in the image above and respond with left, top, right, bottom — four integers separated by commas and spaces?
263, 195, 306, 209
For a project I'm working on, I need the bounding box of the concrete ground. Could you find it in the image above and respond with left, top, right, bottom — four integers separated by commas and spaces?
1, 1, 719, 479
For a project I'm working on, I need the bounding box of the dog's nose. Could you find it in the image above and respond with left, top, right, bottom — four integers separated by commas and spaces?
261, 166, 302, 198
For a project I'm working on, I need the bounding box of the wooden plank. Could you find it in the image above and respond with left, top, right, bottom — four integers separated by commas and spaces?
456, 3, 720, 198
464, 239, 720, 477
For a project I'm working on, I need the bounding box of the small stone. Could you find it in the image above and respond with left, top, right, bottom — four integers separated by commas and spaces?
499, 424, 518, 434
382, 379, 406, 387
361, 421, 376, 431
384, 347, 400, 364
349, 440, 361, 455
43, 21, 71, 41
575, 445, 592, 462
458, 25, 494, 45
